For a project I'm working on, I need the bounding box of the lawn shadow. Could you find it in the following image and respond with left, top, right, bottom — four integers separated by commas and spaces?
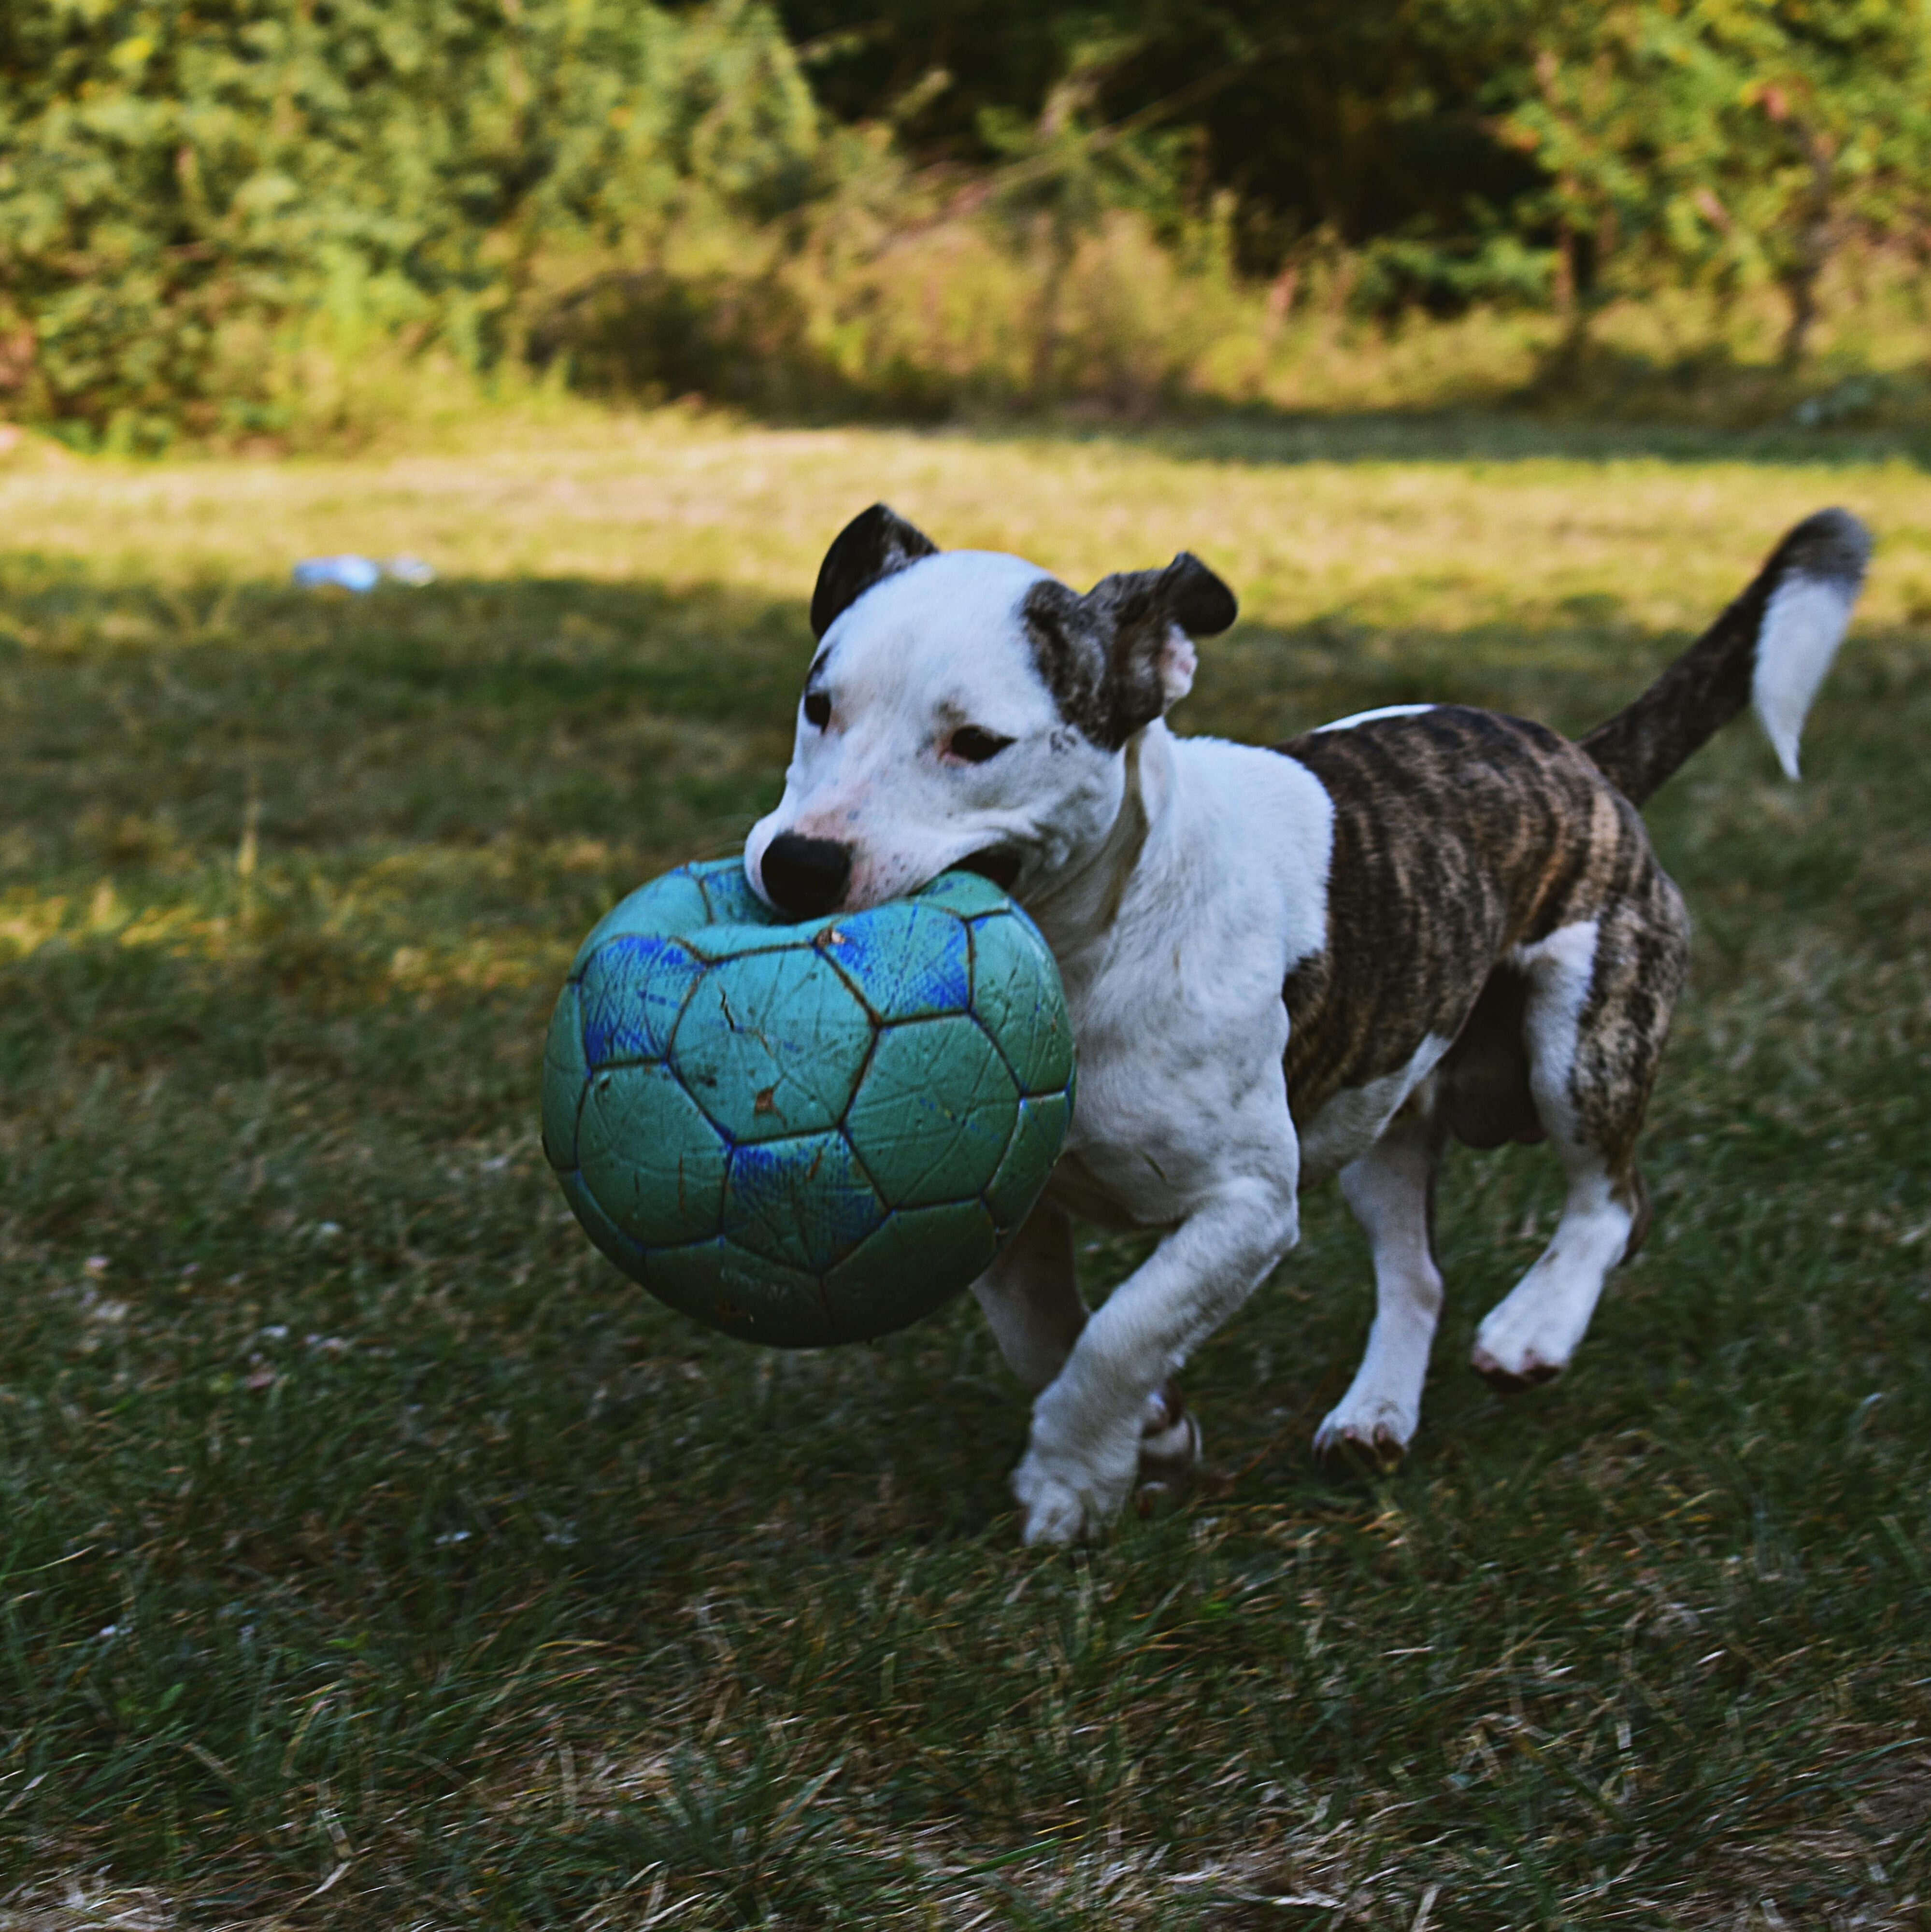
951, 403, 1931, 471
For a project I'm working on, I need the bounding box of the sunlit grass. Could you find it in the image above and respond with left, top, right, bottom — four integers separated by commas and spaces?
6, 408, 1931, 627
1, 410, 1927, 1926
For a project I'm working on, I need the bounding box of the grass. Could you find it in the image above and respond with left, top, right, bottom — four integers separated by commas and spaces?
1, 409, 1928, 1927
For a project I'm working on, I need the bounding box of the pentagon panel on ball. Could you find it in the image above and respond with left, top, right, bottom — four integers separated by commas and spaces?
541, 859, 1076, 1347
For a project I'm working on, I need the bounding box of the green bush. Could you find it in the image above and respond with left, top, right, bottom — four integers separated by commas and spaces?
3, 0, 1929, 443
0, 0, 830, 441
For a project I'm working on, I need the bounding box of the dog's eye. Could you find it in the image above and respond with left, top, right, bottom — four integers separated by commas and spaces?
947, 725, 1014, 764
802, 689, 830, 730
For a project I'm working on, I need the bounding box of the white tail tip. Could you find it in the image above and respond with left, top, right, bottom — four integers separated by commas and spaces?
1753, 573, 1857, 781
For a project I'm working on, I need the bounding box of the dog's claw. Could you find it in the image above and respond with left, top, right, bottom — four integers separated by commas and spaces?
1471, 1346, 1565, 1391
1313, 1390, 1415, 1479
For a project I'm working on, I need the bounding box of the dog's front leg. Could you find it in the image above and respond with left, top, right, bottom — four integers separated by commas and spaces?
1012, 1175, 1298, 1545
974, 1201, 1201, 1489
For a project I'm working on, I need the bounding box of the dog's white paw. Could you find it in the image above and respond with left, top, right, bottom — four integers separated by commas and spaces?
1013, 1464, 1098, 1545
1012, 1436, 1138, 1546
1470, 1309, 1571, 1390
1313, 1392, 1416, 1470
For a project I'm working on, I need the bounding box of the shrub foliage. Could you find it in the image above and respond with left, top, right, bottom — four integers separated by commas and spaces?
2, 0, 1929, 438
0, 0, 828, 438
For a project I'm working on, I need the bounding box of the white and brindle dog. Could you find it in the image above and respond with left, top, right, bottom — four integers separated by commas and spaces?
744, 503, 1872, 1545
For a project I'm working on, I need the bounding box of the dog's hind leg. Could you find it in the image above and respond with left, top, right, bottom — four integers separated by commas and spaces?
973, 1201, 1087, 1392
972, 1203, 1202, 1484
1314, 1089, 1447, 1470
1472, 883, 1688, 1388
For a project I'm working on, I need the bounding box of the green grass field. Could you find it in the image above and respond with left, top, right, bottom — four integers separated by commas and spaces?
2, 412, 1928, 1928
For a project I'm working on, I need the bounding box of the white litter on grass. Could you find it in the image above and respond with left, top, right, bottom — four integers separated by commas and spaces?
293, 554, 437, 592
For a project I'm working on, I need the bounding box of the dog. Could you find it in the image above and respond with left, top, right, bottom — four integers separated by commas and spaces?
744, 502, 1872, 1544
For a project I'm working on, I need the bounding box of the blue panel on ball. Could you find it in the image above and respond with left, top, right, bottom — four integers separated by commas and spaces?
578, 934, 706, 1067
571, 868, 713, 975
694, 861, 777, 927
823, 900, 970, 1021
724, 1131, 887, 1275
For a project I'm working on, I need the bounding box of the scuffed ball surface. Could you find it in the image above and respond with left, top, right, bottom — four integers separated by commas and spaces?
542, 861, 1075, 1346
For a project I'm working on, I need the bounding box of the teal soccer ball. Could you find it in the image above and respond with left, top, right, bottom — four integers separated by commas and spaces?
541, 861, 1075, 1346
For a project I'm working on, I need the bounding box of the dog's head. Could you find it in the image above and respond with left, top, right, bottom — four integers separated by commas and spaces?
746, 504, 1237, 916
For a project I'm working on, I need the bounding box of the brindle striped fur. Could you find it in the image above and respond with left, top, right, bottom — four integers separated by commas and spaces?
1280, 707, 1689, 1205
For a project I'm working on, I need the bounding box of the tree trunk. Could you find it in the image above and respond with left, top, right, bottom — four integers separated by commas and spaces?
1780, 138, 1837, 368
1029, 211, 1071, 403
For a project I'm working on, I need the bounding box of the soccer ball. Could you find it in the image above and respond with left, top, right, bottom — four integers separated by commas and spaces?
541, 860, 1075, 1346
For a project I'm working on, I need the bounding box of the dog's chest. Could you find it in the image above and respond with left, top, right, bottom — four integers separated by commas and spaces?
1041, 741, 1327, 1224
1051, 984, 1289, 1227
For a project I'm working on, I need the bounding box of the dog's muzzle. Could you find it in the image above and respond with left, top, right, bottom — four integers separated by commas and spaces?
759, 834, 853, 918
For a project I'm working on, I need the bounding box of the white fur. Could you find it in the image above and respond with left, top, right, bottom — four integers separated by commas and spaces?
1313, 702, 1438, 734
1314, 1118, 1445, 1461
746, 551, 1071, 911
1004, 731, 1323, 1538
1298, 1034, 1451, 1181
1469, 922, 1633, 1383
753, 562, 1334, 1539
1753, 575, 1855, 781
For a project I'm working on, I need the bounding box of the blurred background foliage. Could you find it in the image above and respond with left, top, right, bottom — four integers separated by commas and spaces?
2, 0, 1929, 446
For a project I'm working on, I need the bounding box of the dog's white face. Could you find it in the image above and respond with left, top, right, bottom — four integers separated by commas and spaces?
746, 506, 1235, 917
748, 551, 1118, 911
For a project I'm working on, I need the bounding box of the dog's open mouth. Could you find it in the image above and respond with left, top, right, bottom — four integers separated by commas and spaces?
958, 846, 1023, 892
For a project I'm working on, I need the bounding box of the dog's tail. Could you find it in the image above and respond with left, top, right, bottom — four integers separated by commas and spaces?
1579, 508, 1872, 807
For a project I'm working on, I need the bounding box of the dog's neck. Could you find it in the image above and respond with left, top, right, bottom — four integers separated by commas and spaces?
1022, 721, 1181, 970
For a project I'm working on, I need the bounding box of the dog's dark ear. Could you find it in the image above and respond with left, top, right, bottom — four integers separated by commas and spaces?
1156, 553, 1238, 639
1084, 551, 1237, 744
810, 504, 940, 639
1022, 552, 1237, 750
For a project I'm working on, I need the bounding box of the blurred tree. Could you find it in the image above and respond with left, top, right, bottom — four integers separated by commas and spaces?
779, 0, 1931, 343
0, 0, 827, 438
2, 0, 1926, 438
774, 0, 1548, 298
1440, 0, 1931, 359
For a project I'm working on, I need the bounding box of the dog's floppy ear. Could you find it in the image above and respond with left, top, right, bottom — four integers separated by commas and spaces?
810, 504, 940, 639
1081, 551, 1237, 743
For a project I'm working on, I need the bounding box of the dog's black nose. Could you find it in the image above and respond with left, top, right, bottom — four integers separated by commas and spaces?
759, 834, 853, 918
